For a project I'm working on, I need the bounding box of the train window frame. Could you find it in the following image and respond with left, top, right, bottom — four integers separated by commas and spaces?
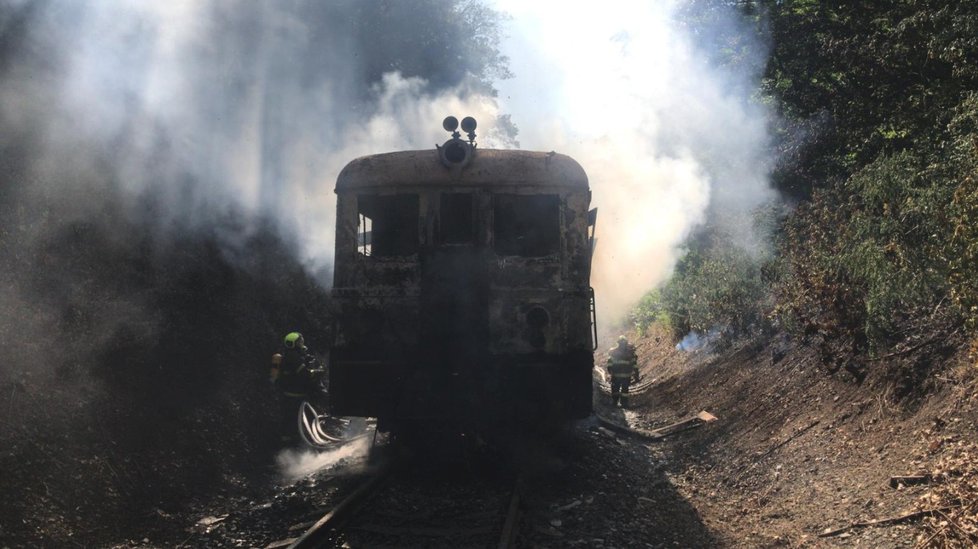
356, 193, 420, 258
493, 193, 560, 257
438, 192, 475, 245
357, 211, 373, 256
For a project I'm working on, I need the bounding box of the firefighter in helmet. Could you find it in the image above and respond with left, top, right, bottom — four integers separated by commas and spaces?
270, 332, 319, 441
270, 332, 319, 396
606, 335, 639, 407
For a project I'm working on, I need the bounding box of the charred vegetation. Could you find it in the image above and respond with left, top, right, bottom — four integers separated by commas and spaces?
0, 188, 334, 542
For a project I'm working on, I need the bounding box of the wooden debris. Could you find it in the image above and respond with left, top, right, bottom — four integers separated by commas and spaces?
194, 514, 229, 533
534, 525, 564, 538
817, 506, 958, 537
889, 474, 931, 488
349, 524, 494, 537
288, 519, 318, 532
644, 410, 718, 439
866, 328, 960, 362
556, 500, 582, 512
595, 410, 718, 441
596, 426, 626, 445
196, 515, 228, 527
266, 538, 298, 549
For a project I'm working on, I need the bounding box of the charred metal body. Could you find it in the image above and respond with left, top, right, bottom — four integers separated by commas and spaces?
328, 136, 596, 434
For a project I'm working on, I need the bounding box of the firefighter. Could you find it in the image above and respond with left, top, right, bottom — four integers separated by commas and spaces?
270, 332, 319, 442
270, 332, 318, 396
606, 335, 639, 408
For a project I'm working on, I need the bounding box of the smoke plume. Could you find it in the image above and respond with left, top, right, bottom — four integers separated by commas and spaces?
493, 1, 776, 324
1, 1, 773, 362
0, 1, 512, 278
276, 437, 370, 480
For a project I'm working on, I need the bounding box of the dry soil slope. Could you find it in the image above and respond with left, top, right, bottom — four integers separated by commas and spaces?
621, 325, 977, 548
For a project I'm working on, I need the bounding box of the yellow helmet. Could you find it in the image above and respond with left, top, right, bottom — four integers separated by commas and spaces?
284, 332, 304, 348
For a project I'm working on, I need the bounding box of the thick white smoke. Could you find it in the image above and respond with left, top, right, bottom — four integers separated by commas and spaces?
275, 437, 370, 480
6, 0, 773, 329
4, 1, 507, 276
302, 73, 506, 263
494, 1, 775, 324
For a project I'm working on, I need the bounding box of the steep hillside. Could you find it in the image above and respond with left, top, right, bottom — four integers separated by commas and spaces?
603, 324, 977, 547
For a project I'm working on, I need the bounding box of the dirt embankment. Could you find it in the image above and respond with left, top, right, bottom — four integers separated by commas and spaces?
618, 324, 977, 547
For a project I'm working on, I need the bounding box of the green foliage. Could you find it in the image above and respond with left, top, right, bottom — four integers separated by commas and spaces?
844, 153, 951, 345
737, 0, 978, 368
941, 95, 978, 332
779, 153, 947, 353
658, 227, 772, 340
351, 0, 512, 94
776, 94, 978, 355
629, 289, 668, 336
755, 1, 978, 198
648, 2, 978, 370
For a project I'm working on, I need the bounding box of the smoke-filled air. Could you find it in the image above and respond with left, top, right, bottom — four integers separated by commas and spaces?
0, 0, 773, 537
0, 1, 519, 538
1, 1, 513, 274
495, 1, 775, 322
2, 0, 772, 323
7, 1, 977, 545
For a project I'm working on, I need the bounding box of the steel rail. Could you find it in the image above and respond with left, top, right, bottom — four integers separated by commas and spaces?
595, 377, 656, 395
497, 477, 523, 549
288, 462, 393, 549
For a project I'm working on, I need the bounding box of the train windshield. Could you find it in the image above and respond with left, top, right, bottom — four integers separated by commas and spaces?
493, 194, 560, 257
439, 193, 475, 245
357, 194, 419, 257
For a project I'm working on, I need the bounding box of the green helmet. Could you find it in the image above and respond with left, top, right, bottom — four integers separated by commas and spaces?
284, 332, 304, 349
618, 335, 628, 344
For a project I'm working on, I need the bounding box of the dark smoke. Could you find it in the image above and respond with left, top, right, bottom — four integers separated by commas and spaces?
0, 0, 512, 413
0, 0, 512, 542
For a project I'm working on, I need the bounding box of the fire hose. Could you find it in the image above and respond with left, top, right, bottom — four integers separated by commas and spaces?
297, 401, 346, 448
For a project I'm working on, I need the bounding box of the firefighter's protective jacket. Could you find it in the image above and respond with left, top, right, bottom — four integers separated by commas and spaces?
607, 343, 638, 380
272, 347, 317, 397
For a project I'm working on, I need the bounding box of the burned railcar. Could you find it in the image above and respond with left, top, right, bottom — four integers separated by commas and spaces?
328, 119, 597, 432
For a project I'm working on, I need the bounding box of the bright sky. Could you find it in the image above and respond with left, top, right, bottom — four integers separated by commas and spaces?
491, 0, 678, 146
488, 1, 773, 323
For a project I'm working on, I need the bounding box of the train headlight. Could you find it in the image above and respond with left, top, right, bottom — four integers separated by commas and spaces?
438, 138, 473, 168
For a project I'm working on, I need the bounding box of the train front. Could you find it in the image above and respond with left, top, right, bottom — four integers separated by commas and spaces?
328, 118, 596, 434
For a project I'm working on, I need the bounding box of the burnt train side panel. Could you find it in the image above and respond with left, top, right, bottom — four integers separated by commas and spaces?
328, 149, 594, 430
329, 190, 422, 419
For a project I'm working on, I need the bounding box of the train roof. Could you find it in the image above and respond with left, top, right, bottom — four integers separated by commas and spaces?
335, 148, 589, 191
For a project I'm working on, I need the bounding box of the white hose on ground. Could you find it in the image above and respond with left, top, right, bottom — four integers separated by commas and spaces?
298, 401, 342, 448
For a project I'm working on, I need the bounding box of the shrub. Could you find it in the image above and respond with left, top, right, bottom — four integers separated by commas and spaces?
658, 227, 772, 341
629, 289, 669, 336
777, 94, 978, 358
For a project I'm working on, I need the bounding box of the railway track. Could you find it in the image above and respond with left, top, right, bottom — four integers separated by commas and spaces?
595, 409, 718, 442
594, 369, 657, 395
281, 458, 524, 549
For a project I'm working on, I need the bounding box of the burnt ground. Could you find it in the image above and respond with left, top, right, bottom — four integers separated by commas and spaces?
2, 322, 976, 548
617, 324, 978, 547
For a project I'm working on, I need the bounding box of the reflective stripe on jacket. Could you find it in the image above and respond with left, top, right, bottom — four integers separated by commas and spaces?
607, 344, 638, 379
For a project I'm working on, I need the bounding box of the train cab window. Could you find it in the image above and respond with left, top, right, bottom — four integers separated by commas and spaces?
493, 194, 560, 257
439, 193, 474, 245
357, 194, 419, 257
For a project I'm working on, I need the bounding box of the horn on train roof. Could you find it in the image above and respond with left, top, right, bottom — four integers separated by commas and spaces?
437, 115, 477, 169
